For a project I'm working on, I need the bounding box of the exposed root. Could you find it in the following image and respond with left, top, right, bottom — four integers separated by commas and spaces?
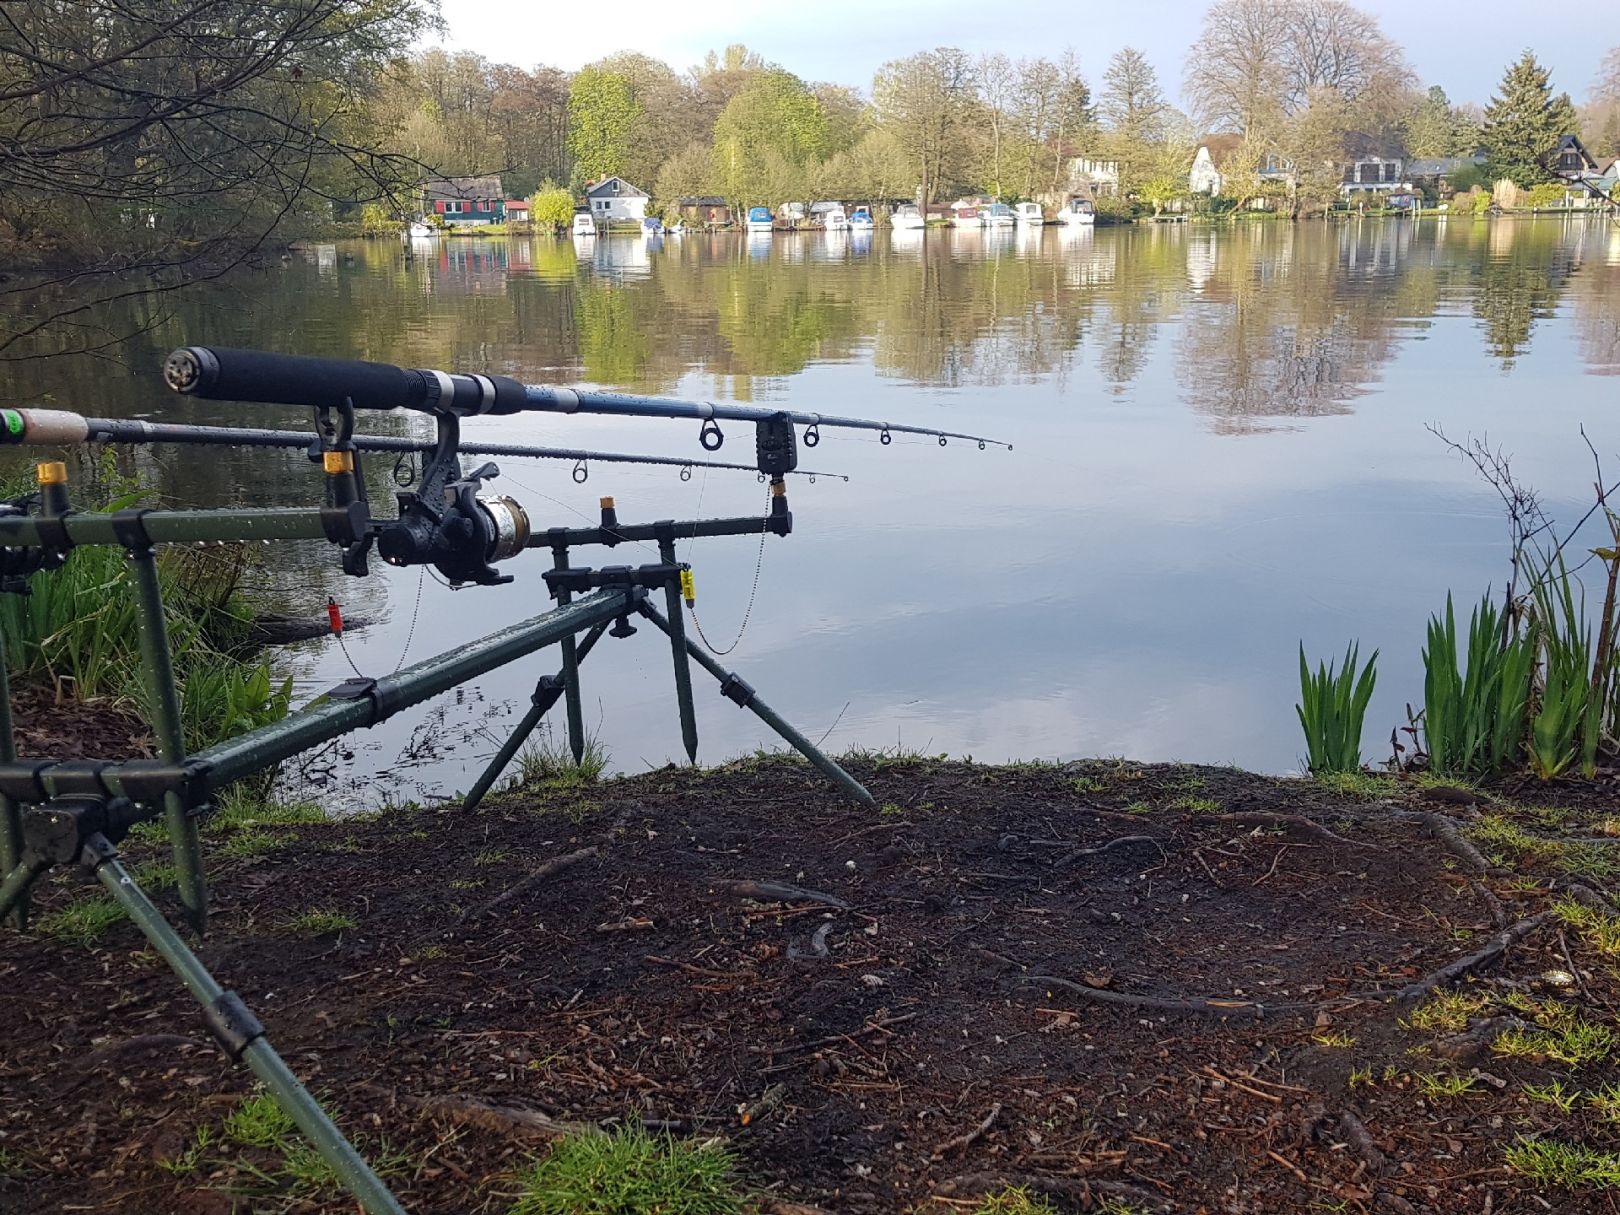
1337, 1110, 1391, 1177
711, 879, 851, 910
1214, 812, 1368, 848
390, 1091, 592, 1140
1393, 911, 1555, 1009
1053, 833, 1165, 867
787, 921, 833, 962
1559, 881, 1620, 916
461, 845, 600, 921
1022, 973, 1324, 1019
935, 1171, 1178, 1214
1470, 880, 1507, 929
929, 1101, 1001, 1161
1412, 810, 1497, 876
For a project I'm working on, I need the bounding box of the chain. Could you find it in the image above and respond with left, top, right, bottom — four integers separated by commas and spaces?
689, 482, 769, 657
393, 565, 426, 673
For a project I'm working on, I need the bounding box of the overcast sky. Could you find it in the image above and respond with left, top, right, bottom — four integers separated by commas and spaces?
436, 1, 1616, 111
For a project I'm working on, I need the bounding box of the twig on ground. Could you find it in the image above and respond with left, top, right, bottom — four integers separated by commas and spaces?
461, 846, 600, 921
1337, 1110, 1391, 1176
1393, 911, 1555, 1008
712, 879, 851, 910
762, 1013, 918, 1056
1022, 974, 1326, 1019
787, 921, 833, 962
934, 1171, 1178, 1214
1471, 880, 1507, 929
930, 1102, 1001, 1161
1214, 812, 1368, 848
1053, 834, 1165, 867
1432, 1016, 1527, 1063
391, 1091, 592, 1139
1203, 1066, 1282, 1103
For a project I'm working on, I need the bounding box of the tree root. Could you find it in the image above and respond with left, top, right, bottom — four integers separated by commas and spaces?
1053, 834, 1165, 867
1213, 812, 1368, 848
1021, 974, 1324, 1019
1408, 810, 1497, 876
935, 1171, 1177, 1214
929, 1101, 1001, 1161
1470, 880, 1507, 929
391, 1091, 593, 1139
787, 921, 833, 962
1433, 1016, 1527, 1063
1336, 1110, 1391, 1177
712, 879, 850, 910
461, 845, 600, 921
1393, 911, 1555, 1009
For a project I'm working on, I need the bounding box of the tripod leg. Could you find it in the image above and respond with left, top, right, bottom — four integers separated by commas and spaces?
549, 548, 587, 766
0, 857, 48, 924
636, 601, 875, 806
128, 547, 207, 934
87, 836, 405, 1215
0, 629, 25, 929
657, 536, 699, 763
462, 622, 609, 812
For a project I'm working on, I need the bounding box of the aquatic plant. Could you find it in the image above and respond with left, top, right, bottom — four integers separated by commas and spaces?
1296, 642, 1378, 774
1421, 594, 1534, 780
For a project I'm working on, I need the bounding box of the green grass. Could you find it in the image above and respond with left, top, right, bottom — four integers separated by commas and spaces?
0, 1146, 28, 1177
969, 1187, 1061, 1215
509, 1127, 744, 1215
513, 728, 610, 789
1168, 795, 1221, 814
1311, 1031, 1356, 1048
1404, 989, 1491, 1035
1591, 1081, 1620, 1124
1554, 897, 1620, 958
209, 788, 328, 831
472, 847, 511, 866
1412, 1071, 1478, 1099
1505, 1139, 1620, 1189
1315, 771, 1394, 799
1297, 641, 1378, 774
1493, 1015, 1617, 1067
1069, 776, 1108, 794
223, 1092, 295, 1149
34, 895, 126, 945
217, 829, 282, 860
1524, 1080, 1581, 1112
1421, 592, 1534, 780
282, 909, 356, 936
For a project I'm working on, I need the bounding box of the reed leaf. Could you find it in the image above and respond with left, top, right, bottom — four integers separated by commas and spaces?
1297, 642, 1378, 774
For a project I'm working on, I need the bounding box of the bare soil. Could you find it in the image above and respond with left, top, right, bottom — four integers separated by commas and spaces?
2, 758, 1618, 1214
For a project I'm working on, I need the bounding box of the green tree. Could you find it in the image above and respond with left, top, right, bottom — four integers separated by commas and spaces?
1405, 85, 1474, 158
873, 48, 977, 205
529, 186, 576, 234
711, 68, 829, 206
567, 68, 642, 185
1100, 47, 1169, 192
652, 143, 716, 211
1481, 51, 1578, 187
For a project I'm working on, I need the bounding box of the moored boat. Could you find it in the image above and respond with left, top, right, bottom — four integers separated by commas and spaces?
1056, 198, 1097, 226
891, 204, 926, 230
849, 206, 874, 230
950, 206, 983, 227
406, 220, 434, 238
745, 206, 773, 232
571, 212, 596, 237
823, 206, 850, 232
982, 203, 1015, 228
1014, 201, 1045, 226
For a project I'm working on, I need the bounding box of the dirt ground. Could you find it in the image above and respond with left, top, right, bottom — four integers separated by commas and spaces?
3, 757, 1619, 1214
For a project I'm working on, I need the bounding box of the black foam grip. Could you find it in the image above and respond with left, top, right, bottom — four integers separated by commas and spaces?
166, 346, 428, 411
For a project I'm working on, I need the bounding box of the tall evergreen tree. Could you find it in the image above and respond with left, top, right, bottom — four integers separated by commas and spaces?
1405, 85, 1473, 158
1481, 51, 1577, 186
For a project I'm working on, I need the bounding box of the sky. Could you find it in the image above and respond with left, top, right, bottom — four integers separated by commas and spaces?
436, 0, 1618, 112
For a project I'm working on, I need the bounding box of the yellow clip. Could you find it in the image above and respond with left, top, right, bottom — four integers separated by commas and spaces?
35, 461, 67, 486
679, 566, 695, 607
323, 450, 355, 474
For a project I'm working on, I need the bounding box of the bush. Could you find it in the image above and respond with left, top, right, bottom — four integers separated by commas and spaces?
1091, 195, 1137, 224
1523, 182, 1569, 210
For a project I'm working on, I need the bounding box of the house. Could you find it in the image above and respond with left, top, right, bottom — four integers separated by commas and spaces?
1407, 155, 1486, 192
505, 199, 530, 224
585, 177, 648, 225
1341, 156, 1408, 195
1551, 134, 1600, 181
422, 177, 505, 225
1189, 147, 1223, 195
676, 196, 731, 226
1066, 156, 1121, 198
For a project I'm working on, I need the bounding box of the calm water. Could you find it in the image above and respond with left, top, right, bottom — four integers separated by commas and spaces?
8, 218, 1620, 805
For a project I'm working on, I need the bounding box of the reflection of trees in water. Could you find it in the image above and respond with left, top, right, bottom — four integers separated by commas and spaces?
1571, 227, 1620, 378
1471, 221, 1582, 370
1175, 223, 1412, 433
1095, 226, 1183, 392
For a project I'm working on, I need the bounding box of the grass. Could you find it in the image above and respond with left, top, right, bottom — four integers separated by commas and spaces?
217, 829, 282, 860
209, 788, 327, 831
282, 909, 356, 936
969, 1187, 1061, 1214
1404, 989, 1490, 1035
1168, 795, 1221, 814
472, 847, 511, 866
1421, 592, 1534, 780
1296, 641, 1378, 774
1411, 1071, 1479, 1099
223, 1092, 295, 1149
1493, 1014, 1617, 1067
0, 1146, 27, 1177
1505, 1139, 1620, 1189
1554, 897, 1620, 958
1311, 1031, 1356, 1048
1591, 1081, 1620, 1124
34, 895, 125, 945
1069, 776, 1108, 794
509, 1127, 745, 1215
513, 728, 610, 789
1524, 1080, 1581, 1112
1314, 770, 1393, 799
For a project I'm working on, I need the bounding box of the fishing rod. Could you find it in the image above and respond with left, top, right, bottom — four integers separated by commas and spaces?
0, 410, 848, 483
162, 346, 1013, 452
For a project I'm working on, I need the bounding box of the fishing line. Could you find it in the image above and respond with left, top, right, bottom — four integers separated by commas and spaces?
689, 481, 770, 656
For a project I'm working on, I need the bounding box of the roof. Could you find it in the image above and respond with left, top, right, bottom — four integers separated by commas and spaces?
677, 196, 727, 207
1407, 156, 1484, 177
422, 176, 503, 200
585, 176, 648, 199
1196, 134, 1244, 165
504, 199, 528, 207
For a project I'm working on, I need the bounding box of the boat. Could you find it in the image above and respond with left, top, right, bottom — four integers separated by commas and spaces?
981, 203, 1016, 228
406, 220, 434, 238
822, 206, 850, 232
1056, 198, 1096, 226
849, 206, 874, 231
745, 206, 773, 232
641, 216, 663, 236
950, 206, 982, 227
891, 204, 926, 230
1014, 202, 1045, 226
571, 213, 596, 237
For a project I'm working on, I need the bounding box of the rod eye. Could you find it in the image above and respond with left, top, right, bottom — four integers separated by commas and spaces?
699, 420, 724, 451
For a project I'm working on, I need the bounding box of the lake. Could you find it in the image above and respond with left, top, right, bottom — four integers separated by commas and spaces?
8, 217, 1620, 806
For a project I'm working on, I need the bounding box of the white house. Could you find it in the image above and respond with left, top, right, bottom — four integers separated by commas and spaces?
1189, 147, 1222, 195
585, 177, 649, 225
1066, 156, 1121, 197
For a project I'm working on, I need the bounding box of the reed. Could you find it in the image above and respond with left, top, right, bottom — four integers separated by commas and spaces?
1296, 642, 1378, 774
1421, 594, 1535, 780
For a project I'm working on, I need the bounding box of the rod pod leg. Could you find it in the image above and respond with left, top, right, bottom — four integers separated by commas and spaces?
656, 534, 699, 764
0, 627, 25, 928
127, 546, 207, 934
549, 548, 587, 766
87, 836, 406, 1215
461, 622, 609, 812
636, 601, 875, 806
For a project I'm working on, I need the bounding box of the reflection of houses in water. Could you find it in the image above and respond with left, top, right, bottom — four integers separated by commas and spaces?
1337, 219, 1411, 277
1186, 230, 1217, 291
1057, 227, 1116, 288
582, 234, 654, 283
432, 241, 509, 294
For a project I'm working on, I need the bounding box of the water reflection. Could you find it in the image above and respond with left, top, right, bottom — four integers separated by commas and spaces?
4, 217, 1618, 802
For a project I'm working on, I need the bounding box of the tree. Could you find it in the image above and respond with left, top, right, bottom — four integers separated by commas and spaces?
1184, 0, 1292, 133
873, 48, 977, 205
977, 53, 1018, 197
1587, 46, 1620, 158
653, 143, 716, 210
1481, 51, 1578, 187
567, 68, 642, 185
711, 69, 828, 206
529, 186, 576, 234
1100, 48, 1169, 192
1404, 85, 1474, 158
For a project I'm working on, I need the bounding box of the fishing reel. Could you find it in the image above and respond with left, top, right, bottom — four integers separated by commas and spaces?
0, 465, 72, 593
376, 461, 530, 586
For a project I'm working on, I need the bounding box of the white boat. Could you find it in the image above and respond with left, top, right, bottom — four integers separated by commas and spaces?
406, 220, 434, 238
822, 206, 850, 232
950, 206, 983, 227
849, 206, 874, 231
1014, 201, 1045, 226
891, 204, 926, 230
981, 203, 1015, 228
1056, 198, 1096, 226
571, 213, 596, 237
745, 206, 773, 232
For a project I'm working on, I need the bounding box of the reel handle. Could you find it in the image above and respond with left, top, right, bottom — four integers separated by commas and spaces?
164, 346, 527, 417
